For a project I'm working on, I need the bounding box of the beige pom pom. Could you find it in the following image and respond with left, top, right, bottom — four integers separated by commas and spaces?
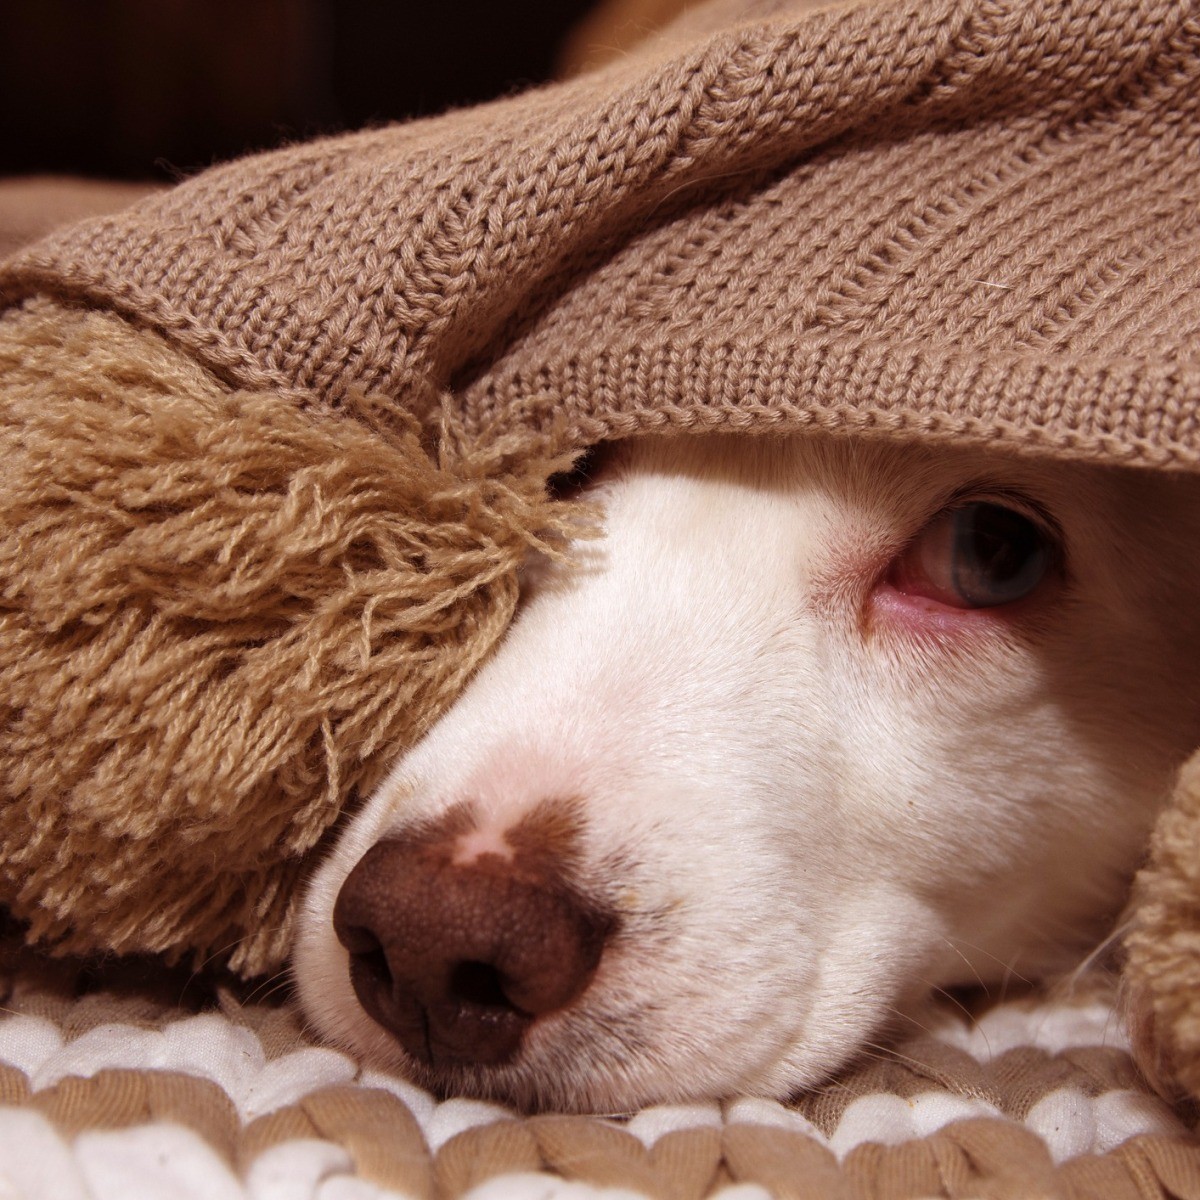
0, 298, 584, 976
1125, 751, 1200, 1104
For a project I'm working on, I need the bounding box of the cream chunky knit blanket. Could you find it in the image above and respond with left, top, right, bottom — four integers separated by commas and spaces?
2, 953, 1195, 1199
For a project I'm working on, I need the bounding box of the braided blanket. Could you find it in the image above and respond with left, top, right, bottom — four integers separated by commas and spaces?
3, 953, 1196, 1199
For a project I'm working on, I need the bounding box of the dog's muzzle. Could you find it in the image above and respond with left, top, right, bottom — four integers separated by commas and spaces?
332, 823, 615, 1067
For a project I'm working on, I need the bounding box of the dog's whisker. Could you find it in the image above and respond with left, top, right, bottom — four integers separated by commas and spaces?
936, 937, 991, 993
940, 935, 1034, 989
242, 971, 293, 1006
932, 986, 993, 1059
177, 933, 257, 1004
883, 1005, 938, 1037
1060, 920, 1132, 992
858, 1039, 951, 1079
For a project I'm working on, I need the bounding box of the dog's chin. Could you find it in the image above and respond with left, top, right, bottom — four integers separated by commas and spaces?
351, 1026, 881, 1115
294, 958, 890, 1115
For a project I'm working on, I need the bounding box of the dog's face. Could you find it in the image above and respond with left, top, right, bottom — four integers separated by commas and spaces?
294, 434, 1200, 1112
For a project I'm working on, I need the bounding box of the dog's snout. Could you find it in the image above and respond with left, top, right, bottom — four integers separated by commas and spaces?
332, 833, 613, 1068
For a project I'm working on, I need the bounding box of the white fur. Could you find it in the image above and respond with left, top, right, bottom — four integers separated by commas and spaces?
294, 434, 1200, 1112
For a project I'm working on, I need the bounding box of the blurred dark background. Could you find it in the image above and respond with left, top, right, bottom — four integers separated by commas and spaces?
0, 0, 600, 181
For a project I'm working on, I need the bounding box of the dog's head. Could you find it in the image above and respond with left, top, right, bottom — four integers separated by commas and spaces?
294, 434, 1200, 1112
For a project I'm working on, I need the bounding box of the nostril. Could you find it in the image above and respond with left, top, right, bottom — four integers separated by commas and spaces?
348, 935, 393, 992
337, 917, 383, 959
341, 927, 407, 1037
450, 960, 521, 1012
336, 917, 393, 985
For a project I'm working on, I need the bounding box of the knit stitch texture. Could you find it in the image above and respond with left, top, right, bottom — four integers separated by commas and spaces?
2, 0, 1198, 467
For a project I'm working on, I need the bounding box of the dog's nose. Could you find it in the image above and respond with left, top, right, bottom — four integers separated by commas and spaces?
332, 835, 613, 1067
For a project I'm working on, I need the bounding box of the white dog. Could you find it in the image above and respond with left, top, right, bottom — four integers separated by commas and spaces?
294, 433, 1200, 1113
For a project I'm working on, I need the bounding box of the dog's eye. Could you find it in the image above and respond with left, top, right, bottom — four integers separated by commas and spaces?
889, 502, 1055, 609
546, 447, 599, 501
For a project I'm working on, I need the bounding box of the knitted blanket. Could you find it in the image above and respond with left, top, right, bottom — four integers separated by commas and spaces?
4, 0, 1199, 474
3, 952, 1197, 1199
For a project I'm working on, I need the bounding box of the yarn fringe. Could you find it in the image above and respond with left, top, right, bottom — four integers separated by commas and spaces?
0, 298, 588, 975
1124, 750, 1200, 1108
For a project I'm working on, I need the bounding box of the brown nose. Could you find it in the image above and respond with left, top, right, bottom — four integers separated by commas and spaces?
332, 835, 613, 1068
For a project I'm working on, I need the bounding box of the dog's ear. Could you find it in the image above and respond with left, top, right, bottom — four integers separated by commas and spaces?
1124, 749, 1200, 1107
